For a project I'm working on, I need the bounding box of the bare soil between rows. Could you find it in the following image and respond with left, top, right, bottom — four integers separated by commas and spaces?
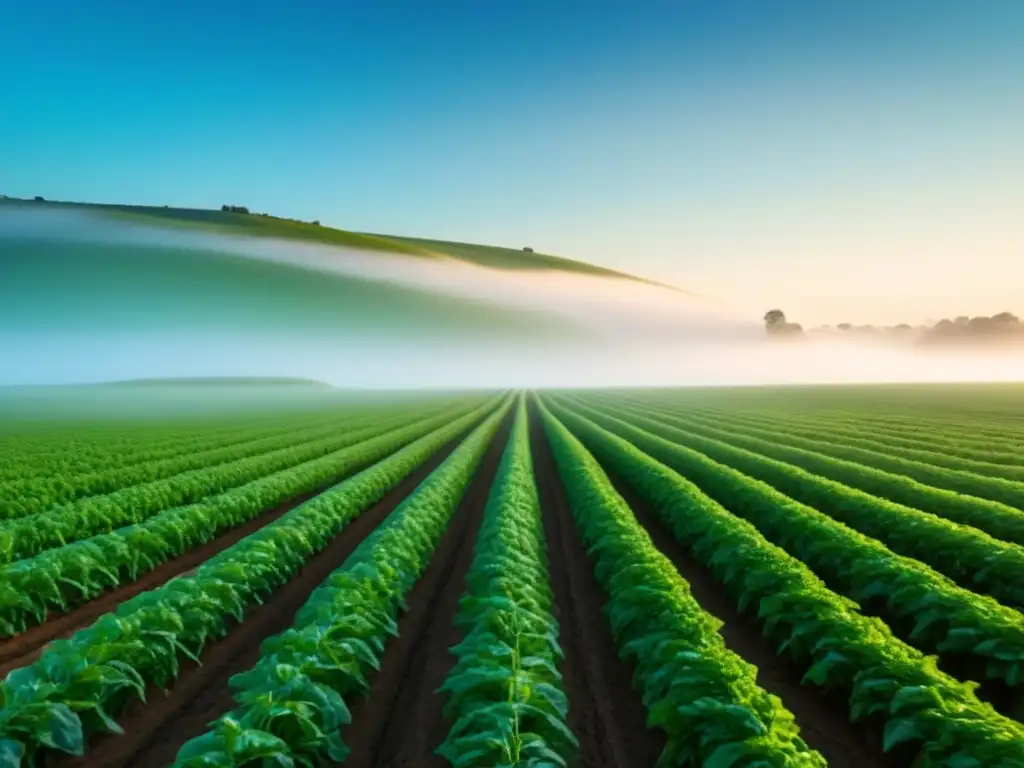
529, 405, 665, 768
47, 429, 473, 768
0, 435, 422, 678
604, 468, 900, 768
340, 412, 514, 768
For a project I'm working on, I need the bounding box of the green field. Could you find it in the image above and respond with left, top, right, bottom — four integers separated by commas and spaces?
0, 383, 1022, 767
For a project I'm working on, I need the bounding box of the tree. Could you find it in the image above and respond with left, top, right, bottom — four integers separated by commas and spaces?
33, 196, 44, 202
763, 309, 803, 338
523, 247, 534, 253
763, 309, 786, 330
837, 323, 852, 331
955, 315, 970, 325
992, 311, 1019, 324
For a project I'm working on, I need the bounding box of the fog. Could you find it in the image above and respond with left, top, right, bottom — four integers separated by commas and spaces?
2, 205, 1021, 389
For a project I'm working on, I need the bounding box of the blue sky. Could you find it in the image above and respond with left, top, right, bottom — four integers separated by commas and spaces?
3, 1, 1022, 324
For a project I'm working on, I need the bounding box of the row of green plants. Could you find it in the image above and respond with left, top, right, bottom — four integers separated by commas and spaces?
551, 400, 1024, 767
0, 404, 434, 519
680, 405, 1024, 476
171, 402, 510, 767
606, 397, 1024, 544
0, 399, 498, 638
663, 404, 1024, 513
0, 398, 507, 766
435, 403, 577, 767
561, 399, 1024, 691
0, 409, 346, 483
799, 409, 1024, 445
586, 398, 1024, 610
538, 401, 827, 767
0, 403, 474, 563
624, 396, 1024, 450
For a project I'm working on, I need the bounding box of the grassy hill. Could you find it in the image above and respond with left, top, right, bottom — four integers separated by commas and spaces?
91, 376, 335, 388
1, 197, 676, 290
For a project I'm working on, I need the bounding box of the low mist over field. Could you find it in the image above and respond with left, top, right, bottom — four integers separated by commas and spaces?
2, 204, 1021, 388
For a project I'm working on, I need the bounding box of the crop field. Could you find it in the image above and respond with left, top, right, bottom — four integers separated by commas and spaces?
1, 384, 1024, 767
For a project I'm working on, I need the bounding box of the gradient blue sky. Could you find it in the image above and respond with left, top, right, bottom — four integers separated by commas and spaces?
3, 1, 1023, 325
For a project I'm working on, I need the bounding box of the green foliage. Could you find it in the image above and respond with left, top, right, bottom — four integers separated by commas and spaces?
537, 401, 826, 768
0, 398, 507, 765
0, 401, 493, 639
0, 403, 481, 563
563, 399, 1024, 688
0, 405, 417, 518
640, 404, 1024, 539
436, 403, 577, 767
549, 400, 1024, 767
680, 406, 1024, 477
585, 399, 1024, 610
171, 401, 511, 767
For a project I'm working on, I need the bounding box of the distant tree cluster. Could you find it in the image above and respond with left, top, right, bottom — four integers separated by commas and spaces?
785, 310, 1023, 348
809, 322, 917, 337
221, 204, 250, 214
920, 312, 1022, 345
763, 309, 804, 338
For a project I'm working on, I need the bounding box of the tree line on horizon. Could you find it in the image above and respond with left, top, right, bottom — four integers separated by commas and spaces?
764, 309, 1023, 346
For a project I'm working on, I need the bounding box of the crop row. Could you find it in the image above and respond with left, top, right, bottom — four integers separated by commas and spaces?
172, 399, 509, 766
0, 407, 354, 482
0, 403, 440, 519
622, 393, 1024, 447
0, 399, 499, 638
550, 399, 1024, 766
539, 400, 827, 766
627, 400, 1024, 546
599, 394, 1024, 538
680, 405, 1024, 474
0, 398, 507, 765
764, 408, 1024, 446
570, 397, 1024, 610
658, 403, 1024, 511
0, 403, 477, 563
559, 398, 1024, 690
436, 402, 577, 767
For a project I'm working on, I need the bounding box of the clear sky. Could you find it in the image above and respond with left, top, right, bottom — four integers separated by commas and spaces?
3, 1, 1022, 326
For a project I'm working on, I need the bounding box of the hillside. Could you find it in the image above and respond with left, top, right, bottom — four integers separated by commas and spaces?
0, 197, 676, 289
91, 376, 335, 388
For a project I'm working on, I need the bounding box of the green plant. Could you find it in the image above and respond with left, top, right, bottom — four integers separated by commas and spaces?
576, 397, 1024, 610
538, 400, 825, 768
560, 397, 1024, 688
436, 401, 577, 767
0, 397, 507, 765
171, 401, 511, 767
550, 399, 1024, 767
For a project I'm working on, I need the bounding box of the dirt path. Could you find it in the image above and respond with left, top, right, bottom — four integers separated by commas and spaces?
605, 470, 896, 768
341, 414, 513, 768
51, 431, 470, 768
528, 406, 664, 768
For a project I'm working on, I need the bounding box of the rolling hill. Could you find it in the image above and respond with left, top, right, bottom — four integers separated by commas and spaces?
0, 197, 677, 290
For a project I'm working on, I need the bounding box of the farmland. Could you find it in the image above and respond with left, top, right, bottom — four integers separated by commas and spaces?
1, 384, 1024, 766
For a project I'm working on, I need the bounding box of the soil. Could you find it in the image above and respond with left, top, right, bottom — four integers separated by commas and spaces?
528, 405, 665, 768
604, 469, 899, 768
48, 428, 472, 768
0, 485, 324, 678
340, 412, 513, 768
0, 436, 425, 678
